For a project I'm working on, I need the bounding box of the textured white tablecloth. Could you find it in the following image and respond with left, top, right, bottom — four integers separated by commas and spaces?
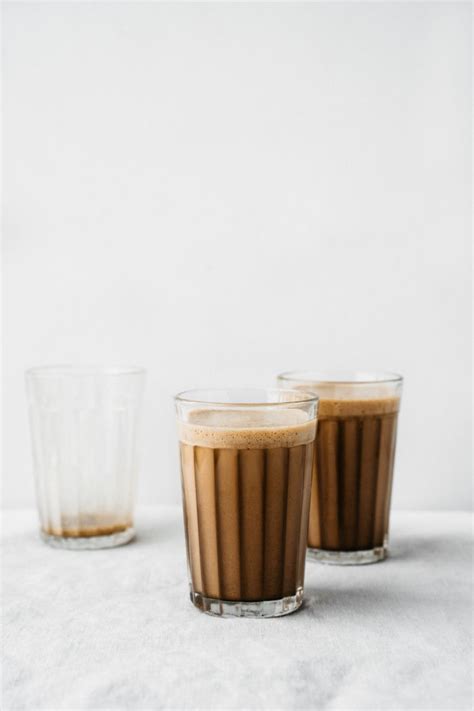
2, 508, 472, 711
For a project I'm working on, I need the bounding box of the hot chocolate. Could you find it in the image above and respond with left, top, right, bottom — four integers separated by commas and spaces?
178, 408, 316, 607
308, 396, 399, 554
277, 372, 403, 564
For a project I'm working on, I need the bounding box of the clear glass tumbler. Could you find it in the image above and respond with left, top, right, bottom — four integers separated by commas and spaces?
277, 371, 403, 565
175, 388, 318, 617
26, 365, 146, 549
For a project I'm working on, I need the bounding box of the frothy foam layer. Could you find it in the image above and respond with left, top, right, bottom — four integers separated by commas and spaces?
178, 408, 317, 449
318, 397, 400, 418
284, 384, 400, 418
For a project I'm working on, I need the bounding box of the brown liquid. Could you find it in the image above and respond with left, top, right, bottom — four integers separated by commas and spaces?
308, 397, 399, 551
43, 514, 131, 538
179, 410, 315, 602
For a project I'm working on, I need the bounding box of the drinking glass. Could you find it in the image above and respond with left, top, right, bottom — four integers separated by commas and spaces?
26, 365, 146, 549
175, 388, 318, 617
277, 371, 403, 564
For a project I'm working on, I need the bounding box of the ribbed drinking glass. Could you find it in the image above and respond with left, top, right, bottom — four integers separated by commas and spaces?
175, 388, 318, 617
26, 365, 146, 549
278, 371, 403, 564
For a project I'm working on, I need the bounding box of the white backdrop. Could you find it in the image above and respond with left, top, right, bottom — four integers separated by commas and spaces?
3, 2, 471, 510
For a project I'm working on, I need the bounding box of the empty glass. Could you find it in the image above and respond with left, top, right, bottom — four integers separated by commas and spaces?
26, 365, 146, 549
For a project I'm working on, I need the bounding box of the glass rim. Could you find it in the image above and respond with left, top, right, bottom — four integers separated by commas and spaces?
25, 364, 146, 378
175, 387, 319, 407
277, 370, 403, 385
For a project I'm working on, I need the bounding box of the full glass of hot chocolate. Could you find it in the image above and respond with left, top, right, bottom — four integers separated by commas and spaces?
175, 388, 318, 617
26, 365, 146, 549
277, 372, 403, 565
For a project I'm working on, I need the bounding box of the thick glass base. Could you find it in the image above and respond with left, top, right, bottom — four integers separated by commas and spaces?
40, 527, 135, 550
307, 545, 387, 565
190, 587, 304, 617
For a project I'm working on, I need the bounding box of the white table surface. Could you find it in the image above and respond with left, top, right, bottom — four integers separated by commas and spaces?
2, 507, 472, 711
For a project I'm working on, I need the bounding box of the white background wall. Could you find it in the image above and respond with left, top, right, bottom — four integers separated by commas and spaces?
3, 1, 471, 510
